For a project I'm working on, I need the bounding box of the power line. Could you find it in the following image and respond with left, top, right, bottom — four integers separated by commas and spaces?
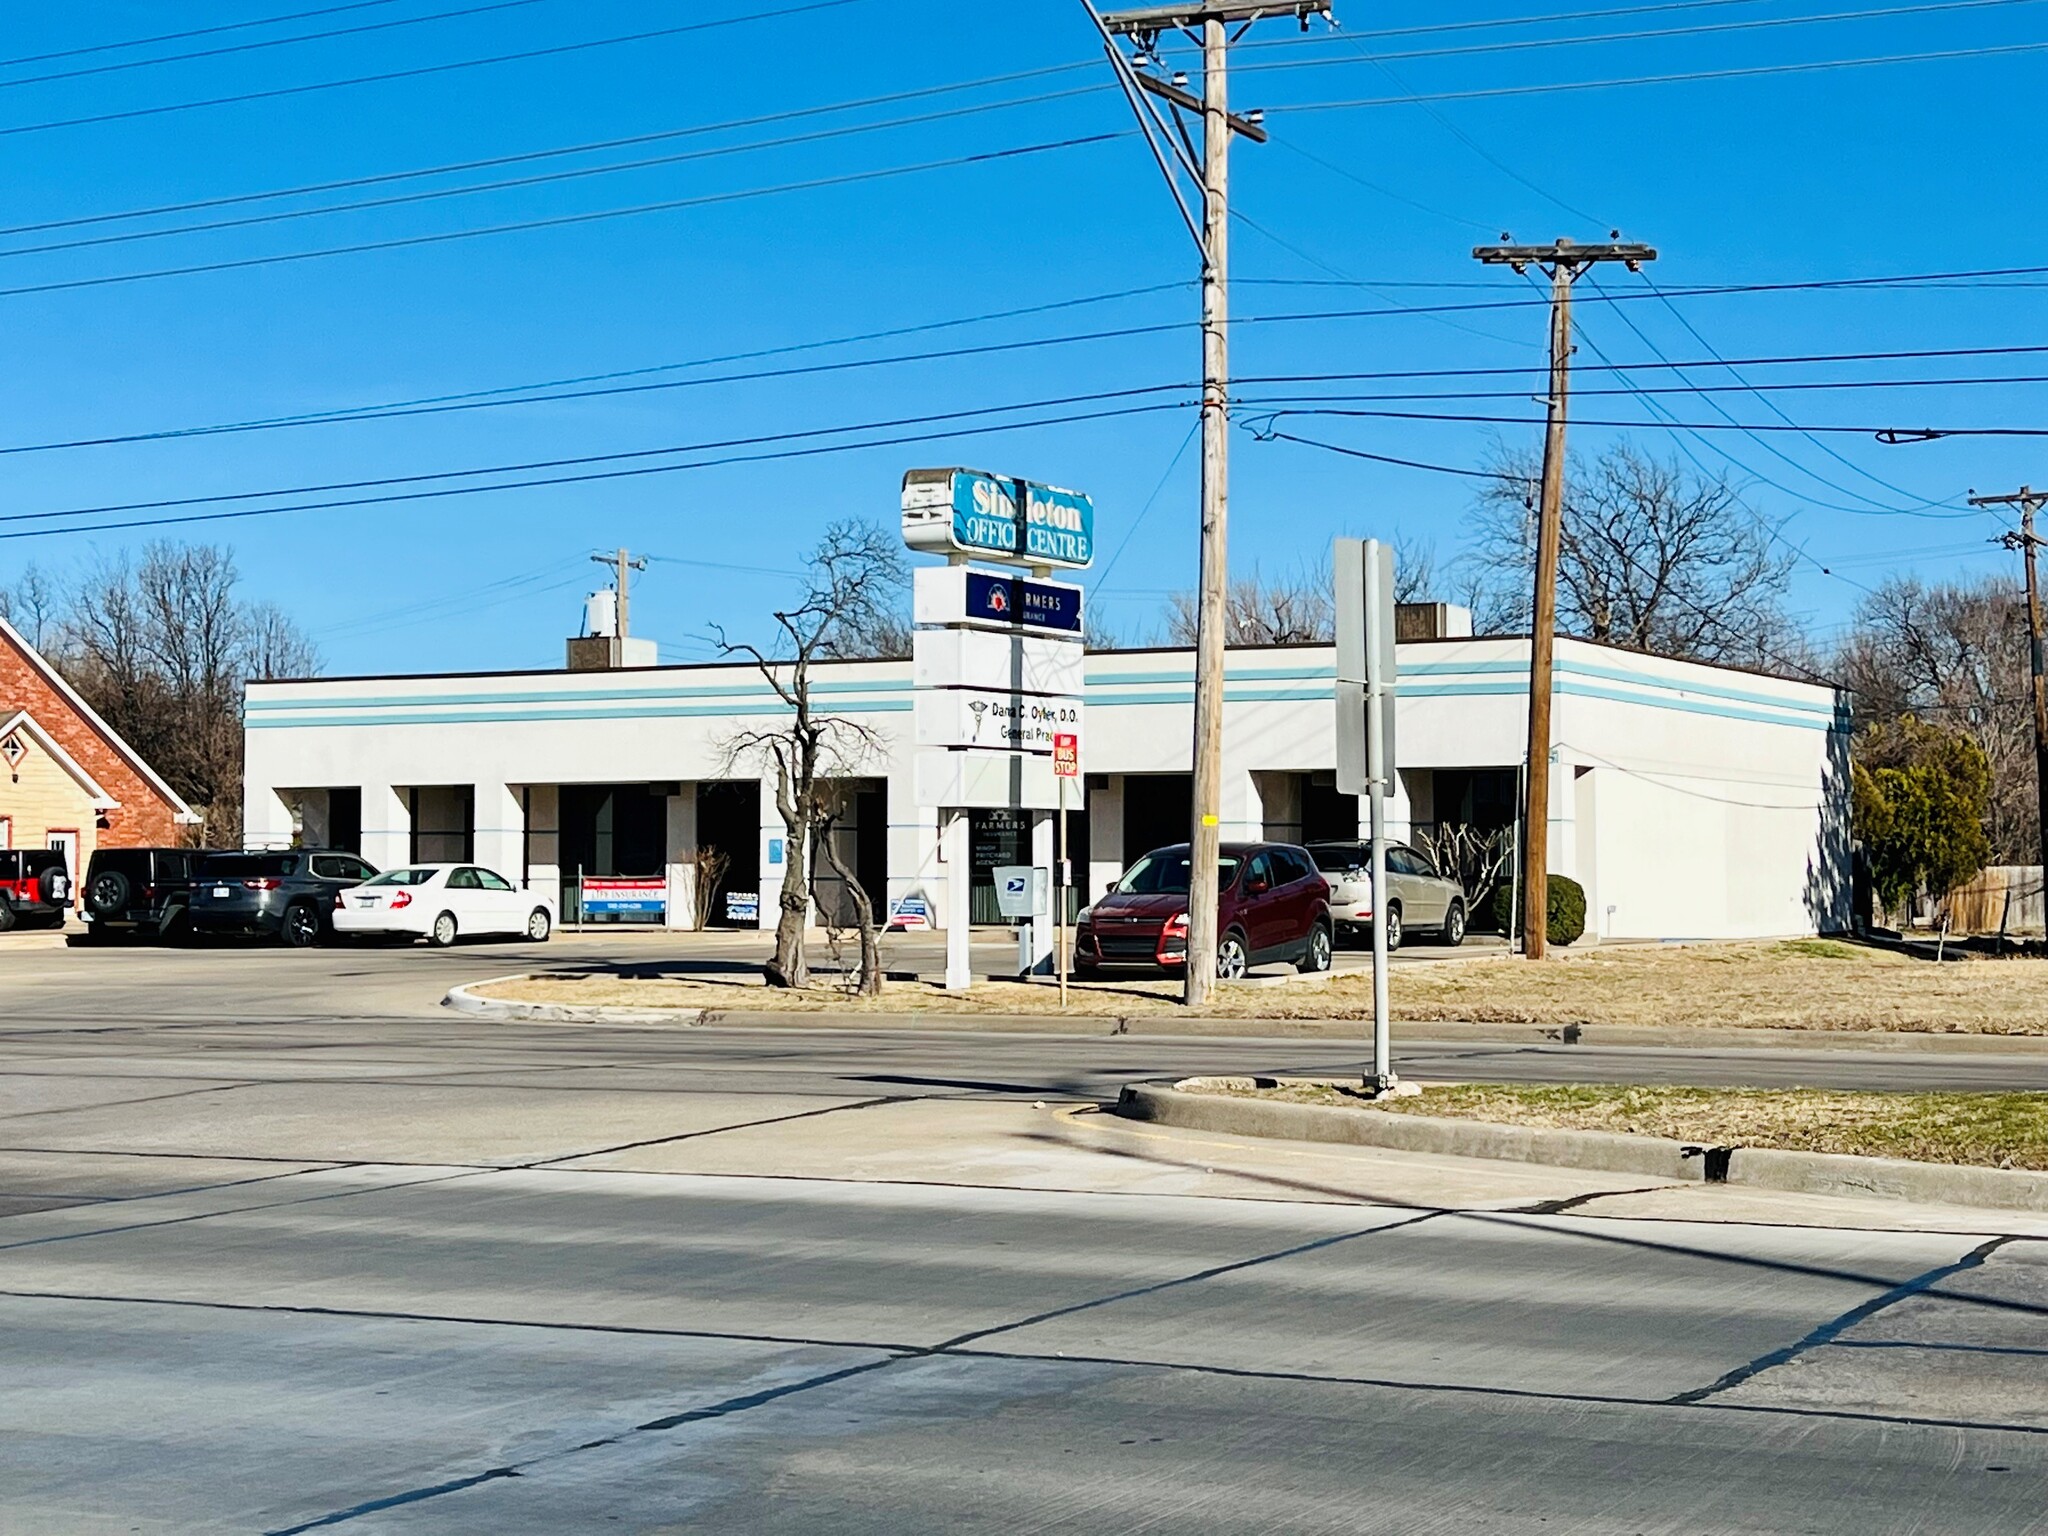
1250, 403, 2048, 441
1236, 0, 2043, 77
0, 283, 1188, 456
0, 132, 1128, 302
0, 0, 565, 91
0, 63, 1095, 240
0, 0, 871, 141
1278, 38, 2048, 114
0, 0, 410, 68
0, 382, 1197, 527
0, 398, 1194, 544
0, 86, 1109, 262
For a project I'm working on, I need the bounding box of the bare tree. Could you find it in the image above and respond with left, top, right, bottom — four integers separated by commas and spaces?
714, 520, 906, 990
1838, 575, 2037, 863
1460, 441, 1801, 670
0, 565, 61, 649
1163, 534, 1446, 647
50, 543, 320, 845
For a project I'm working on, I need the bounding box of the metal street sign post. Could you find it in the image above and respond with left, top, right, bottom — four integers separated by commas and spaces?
1335, 537, 1398, 1093
1053, 731, 1080, 1006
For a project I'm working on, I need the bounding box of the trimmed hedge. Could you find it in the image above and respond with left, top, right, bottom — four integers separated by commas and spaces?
1485, 874, 1587, 947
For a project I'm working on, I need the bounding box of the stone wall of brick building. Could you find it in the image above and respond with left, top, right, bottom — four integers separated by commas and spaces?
0, 629, 188, 848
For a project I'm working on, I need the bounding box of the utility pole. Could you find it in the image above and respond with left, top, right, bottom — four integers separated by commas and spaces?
1969, 486, 2048, 884
1092, 0, 1327, 1006
591, 548, 649, 651
1472, 237, 1655, 959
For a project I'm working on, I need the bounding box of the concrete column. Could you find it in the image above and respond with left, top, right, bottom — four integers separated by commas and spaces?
758, 774, 797, 932
1021, 809, 1054, 975
1220, 768, 1262, 843
243, 786, 297, 851
886, 765, 940, 930
473, 782, 524, 883
666, 786, 697, 930
523, 784, 560, 900
359, 786, 409, 873
1088, 776, 1124, 902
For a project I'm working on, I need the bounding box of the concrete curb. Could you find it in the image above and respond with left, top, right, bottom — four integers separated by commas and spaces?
1118, 1081, 2048, 1213
1117, 1081, 1708, 1182
441, 977, 2048, 1053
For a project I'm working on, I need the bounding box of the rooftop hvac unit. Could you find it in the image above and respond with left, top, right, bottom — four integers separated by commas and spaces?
583, 587, 619, 638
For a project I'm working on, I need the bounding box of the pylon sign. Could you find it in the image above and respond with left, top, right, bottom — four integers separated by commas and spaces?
901, 468, 1095, 570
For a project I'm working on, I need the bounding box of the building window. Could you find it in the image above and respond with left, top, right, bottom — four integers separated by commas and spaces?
408, 786, 474, 864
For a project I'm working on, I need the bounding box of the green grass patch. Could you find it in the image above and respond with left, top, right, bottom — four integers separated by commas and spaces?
1199, 1080, 2048, 1170
1774, 938, 1865, 960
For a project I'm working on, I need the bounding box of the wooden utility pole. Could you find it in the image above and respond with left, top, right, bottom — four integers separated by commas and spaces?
1472, 237, 1655, 959
1094, 0, 1318, 1005
591, 548, 649, 656
1969, 487, 2048, 884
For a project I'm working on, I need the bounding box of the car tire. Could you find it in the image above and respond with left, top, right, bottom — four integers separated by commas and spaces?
1381, 903, 1404, 952
1301, 920, 1332, 973
281, 901, 321, 949
87, 870, 131, 917
0, 900, 15, 934
429, 912, 458, 948
526, 907, 552, 942
36, 867, 67, 908
1216, 929, 1249, 980
1442, 900, 1466, 948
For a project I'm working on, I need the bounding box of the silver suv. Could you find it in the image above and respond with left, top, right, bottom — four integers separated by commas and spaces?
1305, 841, 1468, 951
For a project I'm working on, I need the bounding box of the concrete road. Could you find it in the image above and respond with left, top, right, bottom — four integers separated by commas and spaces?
4, 949, 2048, 1531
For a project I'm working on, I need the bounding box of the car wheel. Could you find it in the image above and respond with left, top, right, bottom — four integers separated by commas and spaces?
526, 907, 552, 942
0, 900, 16, 934
87, 870, 130, 917
281, 901, 321, 948
429, 911, 458, 948
1302, 921, 1332, 973
1215, 930, 1249, 980
1442, 900, 1466, 948
1381, 904, 1403, 952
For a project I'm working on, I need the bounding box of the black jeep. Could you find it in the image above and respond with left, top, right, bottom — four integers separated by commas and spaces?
80, 846, 215, 943
0, 848, 71, 931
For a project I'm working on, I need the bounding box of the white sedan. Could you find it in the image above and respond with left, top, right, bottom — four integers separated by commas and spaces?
332, 863, 555, 946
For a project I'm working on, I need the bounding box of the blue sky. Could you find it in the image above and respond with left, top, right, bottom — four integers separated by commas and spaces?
0, 0, 2041, 675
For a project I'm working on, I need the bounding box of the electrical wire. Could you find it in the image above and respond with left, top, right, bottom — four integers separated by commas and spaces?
0, 398, 1194, 545
0, 0, 871, 141
0, 62, 1098, 240
0, 86, 1110, 262
0, 383, 1198, 527
1278, 38, 2048, 114
0, 132, 1129, 302
0, 0, 409, 68
0, 0, 565, 91
0, 283, 1189, 456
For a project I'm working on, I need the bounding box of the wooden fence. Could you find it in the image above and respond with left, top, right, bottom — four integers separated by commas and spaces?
1944, 865, 2046, 935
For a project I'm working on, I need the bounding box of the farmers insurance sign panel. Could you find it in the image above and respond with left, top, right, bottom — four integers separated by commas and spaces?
901, 468, 1095, 569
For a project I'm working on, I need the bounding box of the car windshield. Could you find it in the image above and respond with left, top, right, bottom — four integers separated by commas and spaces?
359, 867, 440, 888
1306, 843, 1368, 873
1115, 850, 1242, 895
203, 854, 298, 878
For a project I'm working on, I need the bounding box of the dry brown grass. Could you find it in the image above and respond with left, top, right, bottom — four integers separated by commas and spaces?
474, 938, 2048, 1033
1190, 1080, 2048, 1170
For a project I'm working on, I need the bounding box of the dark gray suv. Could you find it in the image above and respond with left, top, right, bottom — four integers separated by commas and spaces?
189, 850, 378, 946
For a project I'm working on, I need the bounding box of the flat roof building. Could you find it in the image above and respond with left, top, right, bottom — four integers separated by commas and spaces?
244, 634, 1851, 943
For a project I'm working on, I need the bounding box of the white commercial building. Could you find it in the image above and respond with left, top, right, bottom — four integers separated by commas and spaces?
244, 631, 1851, 943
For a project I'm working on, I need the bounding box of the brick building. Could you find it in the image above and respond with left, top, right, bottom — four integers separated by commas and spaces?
0, 616, 198, 888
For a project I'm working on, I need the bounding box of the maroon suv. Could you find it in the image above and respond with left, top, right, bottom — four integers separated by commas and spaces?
1076, 841, 1333, 980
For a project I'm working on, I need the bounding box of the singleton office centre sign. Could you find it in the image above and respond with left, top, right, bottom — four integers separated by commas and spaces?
901, 468, 1095, 570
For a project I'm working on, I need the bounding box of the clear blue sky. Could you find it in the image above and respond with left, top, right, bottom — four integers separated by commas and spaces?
0, 0, 2040, 675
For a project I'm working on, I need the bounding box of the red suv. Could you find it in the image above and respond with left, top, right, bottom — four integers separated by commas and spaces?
1076, 841, 1333, 980
0, 848, 71, 932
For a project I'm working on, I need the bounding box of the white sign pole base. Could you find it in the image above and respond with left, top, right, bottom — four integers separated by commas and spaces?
944, 810, 972, 991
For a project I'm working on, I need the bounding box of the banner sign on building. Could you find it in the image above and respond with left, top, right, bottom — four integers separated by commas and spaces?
901, 468, 1095, 570
580, 876, 667, 916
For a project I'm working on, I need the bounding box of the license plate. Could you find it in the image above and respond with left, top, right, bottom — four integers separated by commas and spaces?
358, 896, 380, 906
212, 886, 232, 898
